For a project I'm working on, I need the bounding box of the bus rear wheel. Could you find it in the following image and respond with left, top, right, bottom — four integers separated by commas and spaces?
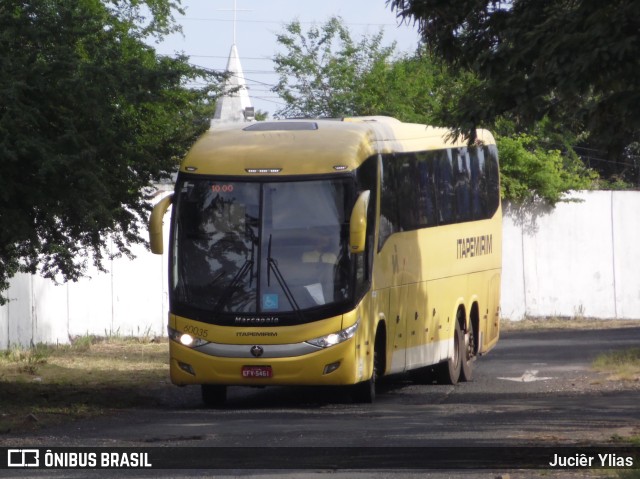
201, 384, 227, 408
436, 319, 463, 385
460, 321, 475, 382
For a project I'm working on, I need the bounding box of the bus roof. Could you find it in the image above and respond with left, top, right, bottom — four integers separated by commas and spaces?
181, 116, 496, 176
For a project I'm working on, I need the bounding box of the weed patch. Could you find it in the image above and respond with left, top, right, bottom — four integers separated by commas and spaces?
0, 338, 169, 434
594, 349, 640, 382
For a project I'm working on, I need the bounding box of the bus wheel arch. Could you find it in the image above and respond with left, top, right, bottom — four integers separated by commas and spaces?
352, 321, 386, 403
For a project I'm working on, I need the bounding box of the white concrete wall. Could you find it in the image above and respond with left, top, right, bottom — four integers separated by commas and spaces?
0, 243, 169, 350
0, 208, 171, 350
500, 190, 640, 321
1, 190, 639, 348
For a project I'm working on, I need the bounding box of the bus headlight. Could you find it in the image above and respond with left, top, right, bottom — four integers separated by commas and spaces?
306, 321, 359, 349
168, 327, 209, 348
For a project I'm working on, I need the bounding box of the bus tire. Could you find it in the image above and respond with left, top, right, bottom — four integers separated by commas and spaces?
436, 320, 463, 385
460, 325, 474, 382
201, 384, 226, 408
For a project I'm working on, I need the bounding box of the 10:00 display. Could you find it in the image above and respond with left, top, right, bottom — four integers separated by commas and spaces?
211, 184, 234, 193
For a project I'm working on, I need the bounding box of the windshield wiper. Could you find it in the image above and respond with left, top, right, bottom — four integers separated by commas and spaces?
267, 234, 304, 322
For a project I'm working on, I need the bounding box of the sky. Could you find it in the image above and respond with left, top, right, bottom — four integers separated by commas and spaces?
154, 0, 423, 117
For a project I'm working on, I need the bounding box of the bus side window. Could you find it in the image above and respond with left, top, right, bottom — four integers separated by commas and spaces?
470, 146, 485, 219
398, 155, 419, 231
436, 151, 455, 225
377, 144, 499, 248
417, 155, 437, 227
454, 148, 472, 222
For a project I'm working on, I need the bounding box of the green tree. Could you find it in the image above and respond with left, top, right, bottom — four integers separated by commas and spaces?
356, 48, 455, 125
0, 0, 223, 302
389, 0, 640, 181
494, 117, 598, 203
497, 136, 597, 204
273, 19, 458, 123
273, 16, 596, 204
273, 17, 397, 118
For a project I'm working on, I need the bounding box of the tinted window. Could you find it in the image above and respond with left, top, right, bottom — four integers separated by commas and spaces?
171, 177, 357, 324
379, 145, 500, 250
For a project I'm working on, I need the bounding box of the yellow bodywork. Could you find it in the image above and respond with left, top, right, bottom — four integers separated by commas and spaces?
158, 117, 501, 388
372, 220, 502, 375
181, 117, 494, 176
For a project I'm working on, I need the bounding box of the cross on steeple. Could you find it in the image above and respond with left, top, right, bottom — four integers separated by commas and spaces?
218, 0, 250, 45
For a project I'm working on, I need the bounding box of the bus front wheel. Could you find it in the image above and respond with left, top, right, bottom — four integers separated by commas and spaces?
201, 384, 227, 408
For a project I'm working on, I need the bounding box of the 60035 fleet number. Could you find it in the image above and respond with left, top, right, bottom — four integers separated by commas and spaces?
183, 325, 208, 338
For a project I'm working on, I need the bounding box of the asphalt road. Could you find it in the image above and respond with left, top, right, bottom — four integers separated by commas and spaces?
3, 327, 640, 479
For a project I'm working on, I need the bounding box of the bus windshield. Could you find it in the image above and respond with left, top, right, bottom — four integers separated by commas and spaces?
171, 177, 355, 323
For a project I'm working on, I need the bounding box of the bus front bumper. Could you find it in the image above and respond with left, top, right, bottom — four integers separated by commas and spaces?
169, 338, 361, 387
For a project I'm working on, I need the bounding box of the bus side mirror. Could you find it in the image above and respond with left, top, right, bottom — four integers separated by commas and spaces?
149, 194, 173, 255
349, 190, 370, 254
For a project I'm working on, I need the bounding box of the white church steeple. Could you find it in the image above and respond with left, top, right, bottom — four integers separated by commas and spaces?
210, 1, 254, 127
211, 44, 253, 126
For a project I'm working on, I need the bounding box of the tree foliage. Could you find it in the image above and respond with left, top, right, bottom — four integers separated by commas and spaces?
273, 17, 596, 204
273, 17, 397, 118
389, 0, 640, 181
494, 117, 598, 204
273, 18, 459, 123
0, 0, 222, 301
357, 49, 457, 125
497, 135, 597, 204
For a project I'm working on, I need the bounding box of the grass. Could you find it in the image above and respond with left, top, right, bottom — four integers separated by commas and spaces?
0, 336, 169, 434
1, 344, 51, 375
593, 348, 640, 382
501, 317, 640, 332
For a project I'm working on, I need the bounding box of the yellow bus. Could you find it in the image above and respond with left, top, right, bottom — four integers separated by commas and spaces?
149, 116, 501, 405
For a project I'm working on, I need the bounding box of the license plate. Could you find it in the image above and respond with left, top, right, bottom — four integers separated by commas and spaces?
242, 366, 273, 378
